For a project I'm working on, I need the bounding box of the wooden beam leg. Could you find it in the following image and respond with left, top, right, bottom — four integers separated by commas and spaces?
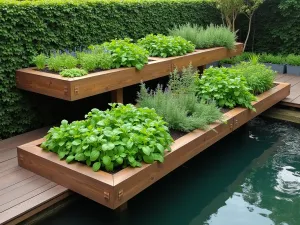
197, 65, 206, 75
111, 88, 123, 103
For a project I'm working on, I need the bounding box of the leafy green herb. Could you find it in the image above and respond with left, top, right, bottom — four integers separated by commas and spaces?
169, 23, 236, 49
33, 54, 48, 70
195, 67, 256, 110
41, 104, 173, 172
47, 52, 78, 72
59, 68, 88, 77
90, 38, 149, 70
138, 34, 195, 58
233, 58, 275, 95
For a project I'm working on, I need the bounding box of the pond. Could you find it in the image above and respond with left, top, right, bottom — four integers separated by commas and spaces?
35, 117, 300, 225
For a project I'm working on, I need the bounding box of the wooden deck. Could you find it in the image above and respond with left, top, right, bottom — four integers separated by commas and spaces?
0, 128, 69, 225
276, 74, 300, 108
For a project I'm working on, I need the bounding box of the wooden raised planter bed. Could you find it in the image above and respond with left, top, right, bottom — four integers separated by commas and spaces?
17, 82, 290, 210
16, 43, 243, 101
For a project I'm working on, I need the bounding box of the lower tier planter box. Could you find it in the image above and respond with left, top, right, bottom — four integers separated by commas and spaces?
16, 43, 243, 101
286, 65, 300, 76
17, 82, 289, 210
264, 63, 286, 74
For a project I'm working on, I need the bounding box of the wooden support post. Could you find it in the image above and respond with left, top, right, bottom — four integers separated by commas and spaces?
197, 65, 206, 74
111, 88, 124, 103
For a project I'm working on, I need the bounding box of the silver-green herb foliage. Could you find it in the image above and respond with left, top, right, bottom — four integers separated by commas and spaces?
41, 103, 173, 172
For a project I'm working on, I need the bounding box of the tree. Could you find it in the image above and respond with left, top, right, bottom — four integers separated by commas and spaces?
242, 0, 264, 51
215, 0, 244, 33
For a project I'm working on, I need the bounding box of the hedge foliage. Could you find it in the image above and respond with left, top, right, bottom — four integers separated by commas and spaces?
0, 0, 220, 139
238, 0, 300, 54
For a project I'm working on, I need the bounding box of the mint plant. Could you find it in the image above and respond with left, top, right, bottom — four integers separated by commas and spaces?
195, 67, 256, 110
137, 34, 195, 58
90, 38, 149, 70
41, 104, 173, 172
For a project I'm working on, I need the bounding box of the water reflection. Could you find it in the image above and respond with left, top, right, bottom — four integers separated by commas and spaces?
192, 119, 300, 225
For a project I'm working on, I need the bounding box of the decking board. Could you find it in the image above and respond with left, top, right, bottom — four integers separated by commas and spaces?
0, 128, 69, 225
275, 74, 300, 108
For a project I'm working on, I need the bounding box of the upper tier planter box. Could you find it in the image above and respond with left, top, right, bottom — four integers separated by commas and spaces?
17, 82, 290, 210
16, 43, 243, 101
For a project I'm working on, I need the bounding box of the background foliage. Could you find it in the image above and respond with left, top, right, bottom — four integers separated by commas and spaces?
0, 0, 220, 139
238, 0, 300, 54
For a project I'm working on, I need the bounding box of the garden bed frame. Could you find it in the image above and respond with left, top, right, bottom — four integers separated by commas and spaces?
16, 43, 243, 101
17, 82, 290, 210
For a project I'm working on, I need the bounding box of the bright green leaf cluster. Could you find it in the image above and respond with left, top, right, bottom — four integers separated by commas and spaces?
90, 38, 149, 70
259, 53, 285, 64
233, 60, 275, 95
169, 23, 236, 49
195, 67, 256, 110
41, 103, 173, 172
59, 68, 88, 78
286, 54, 300, 66
138, 34, 195, 58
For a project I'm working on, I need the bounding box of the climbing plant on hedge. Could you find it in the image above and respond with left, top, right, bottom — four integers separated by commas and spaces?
0, 0, 220, 139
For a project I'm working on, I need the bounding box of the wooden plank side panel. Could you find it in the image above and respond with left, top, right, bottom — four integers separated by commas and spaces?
16, 70, 71, 101
70, 60, 172, 100
17, 145, 115, 209
112, 118, 235, 208
171, 44, 243, 70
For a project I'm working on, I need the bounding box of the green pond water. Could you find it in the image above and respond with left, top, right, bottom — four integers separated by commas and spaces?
36, 117, 300, 225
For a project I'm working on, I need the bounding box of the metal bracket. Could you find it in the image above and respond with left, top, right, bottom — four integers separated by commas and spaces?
63, 86, 68, 95
118, 190, 123, 200
104, 191, 110, 200
74, 86, 79, 95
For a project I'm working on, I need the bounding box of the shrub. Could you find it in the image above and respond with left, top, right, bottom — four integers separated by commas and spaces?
169, 23, 236, 49
137, 34, 195, 58
59, 68, 88, 78
233, 59, 276, 95
259, 53, 285, 64
41, 103, 173, 172
195, 67, 256, 110
90, 38, 149, 70
33, 54, 48, 70
286, 54, 300, 66
137, 65, 223, 132
47, 52, 78, 72
220, 52, 254, 65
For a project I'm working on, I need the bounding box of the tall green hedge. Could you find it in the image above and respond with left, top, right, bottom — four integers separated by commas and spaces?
238, 0, 300, 54
0, 0, 220, 139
